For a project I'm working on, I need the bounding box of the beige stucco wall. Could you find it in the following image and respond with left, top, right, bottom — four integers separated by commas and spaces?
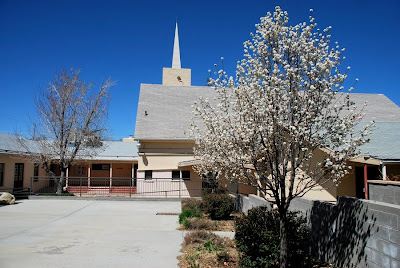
336, 170, 357, 197
0, 154, 47, 190
162, 68, 191, 86
139, 155, 197, 171
138, 140, 196, 171
137, 140, 363, 201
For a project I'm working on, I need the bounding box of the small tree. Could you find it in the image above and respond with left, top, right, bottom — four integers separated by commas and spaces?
25, 69, 113, 194
190, 7, 371, 268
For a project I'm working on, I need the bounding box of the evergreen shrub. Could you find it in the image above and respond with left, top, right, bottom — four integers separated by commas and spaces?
235, 207, 311, 268
202, 192, 235, 220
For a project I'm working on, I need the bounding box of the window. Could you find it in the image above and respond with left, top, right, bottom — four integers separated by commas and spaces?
145, 170, 153, 179
0, 163, 3, 186
33, 163, 39, 182
182, 170, 190, 179
172, 171, 180, 179
75, 166, 86, 176
92, 164, 110, 170
171, 170, 191, 180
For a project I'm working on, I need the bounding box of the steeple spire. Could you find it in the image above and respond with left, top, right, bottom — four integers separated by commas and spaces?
172, 22, 181, 69
162, 21, 191, 86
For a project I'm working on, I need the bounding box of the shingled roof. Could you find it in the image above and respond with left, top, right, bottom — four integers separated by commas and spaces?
0, 132, 138, 161
134, 83, 400, 140
134, 84, 216, 140
359, 122, 400, 161
0, 132, 40, 154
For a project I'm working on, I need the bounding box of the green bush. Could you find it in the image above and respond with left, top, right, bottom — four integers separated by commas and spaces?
235, 207, 311, 268
202, 192, 235, 220
179, 209, 202, 225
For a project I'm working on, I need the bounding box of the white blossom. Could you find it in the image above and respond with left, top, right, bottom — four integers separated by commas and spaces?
190, 6, 371, 217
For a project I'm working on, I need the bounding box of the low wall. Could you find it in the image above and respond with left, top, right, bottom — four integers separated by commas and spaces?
369, 180, 400, 205
237, 194, 400, 268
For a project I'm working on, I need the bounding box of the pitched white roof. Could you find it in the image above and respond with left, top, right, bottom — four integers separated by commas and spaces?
0, 132, 138, 161
0, 132, 40, 154
134, 84, 400, 140
359, 122, 400, 161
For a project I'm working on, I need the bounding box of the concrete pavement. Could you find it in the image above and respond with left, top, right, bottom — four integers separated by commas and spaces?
0, 199, 183, 268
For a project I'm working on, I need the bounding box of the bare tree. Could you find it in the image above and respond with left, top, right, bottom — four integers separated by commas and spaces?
190, 7, 372, 268
24, 69, 113, 194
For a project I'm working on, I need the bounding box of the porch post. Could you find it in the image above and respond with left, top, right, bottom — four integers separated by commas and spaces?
179, 178, 181, 198
382, 163, 387, 180
131, 164, 134, 197
110, 163, 113, 189
364, 164, 369, 200
88, 166, 91, 187
66, 167, 69, 188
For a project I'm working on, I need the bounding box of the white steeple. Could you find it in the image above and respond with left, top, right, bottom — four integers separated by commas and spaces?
172, 22, 181, 69
162, 21, 191, 86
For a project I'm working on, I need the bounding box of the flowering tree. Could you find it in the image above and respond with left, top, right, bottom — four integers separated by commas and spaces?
191, 7, 371, 268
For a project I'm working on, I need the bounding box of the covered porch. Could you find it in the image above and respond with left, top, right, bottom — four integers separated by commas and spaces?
65, 161, 138, 195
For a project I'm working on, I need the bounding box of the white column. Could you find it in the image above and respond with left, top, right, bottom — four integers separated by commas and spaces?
88, 166, 91, 187
66, 167, 69, 188
382, 163, 387, 180
110, 163, 113, 188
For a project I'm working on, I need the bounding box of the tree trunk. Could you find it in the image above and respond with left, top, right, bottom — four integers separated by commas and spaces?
279, 213, 288, 268
57, 169, 66, 194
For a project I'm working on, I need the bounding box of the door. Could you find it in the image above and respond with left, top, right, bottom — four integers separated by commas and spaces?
14, 163, 24, 188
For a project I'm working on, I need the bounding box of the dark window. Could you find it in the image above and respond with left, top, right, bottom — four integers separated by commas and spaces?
171, 170, 191, 180
33, 163, 39, 182
0, 163, 3, 186
92, 164, 110, 170
181, 170, 190, 179
145, 170, 152, 179
172, 171, 180, 179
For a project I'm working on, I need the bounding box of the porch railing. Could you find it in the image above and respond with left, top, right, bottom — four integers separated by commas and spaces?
30, 176, 203, 198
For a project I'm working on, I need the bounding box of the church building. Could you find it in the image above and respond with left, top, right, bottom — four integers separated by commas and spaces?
133, 22, 400, 201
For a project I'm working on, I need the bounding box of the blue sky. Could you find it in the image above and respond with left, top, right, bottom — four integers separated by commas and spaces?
1, 0, 399, 140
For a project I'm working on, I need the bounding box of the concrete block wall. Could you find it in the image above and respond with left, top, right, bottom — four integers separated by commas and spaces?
237, 194, 400, 268
369, 181, 400, 206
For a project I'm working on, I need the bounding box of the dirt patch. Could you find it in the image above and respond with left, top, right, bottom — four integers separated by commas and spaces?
178, 230, 238, 268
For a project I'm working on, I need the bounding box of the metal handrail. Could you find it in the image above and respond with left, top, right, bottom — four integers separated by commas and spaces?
29, 176, 203, 197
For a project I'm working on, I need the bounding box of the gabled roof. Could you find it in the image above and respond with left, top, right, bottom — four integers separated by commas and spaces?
86, 141, 138, 161
0, 132, 138, 162
134, 83, 216, 140
0, 132, 40, 154
134, 83, 400, 140
359, 122, 400, 161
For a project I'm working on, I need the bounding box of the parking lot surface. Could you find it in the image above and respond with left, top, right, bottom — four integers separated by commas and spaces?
0, 199, 183, 268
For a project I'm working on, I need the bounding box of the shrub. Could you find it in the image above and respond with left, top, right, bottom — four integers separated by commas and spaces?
183, 217, 216, 230
235, 207, 311, 268
181, 198, 203, 214
179, 209, 202, 225
202, 192, 235, 220
183, 230, 218, 246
